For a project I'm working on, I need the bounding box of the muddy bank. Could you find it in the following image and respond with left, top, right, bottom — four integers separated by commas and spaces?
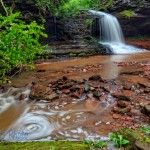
126, 39, 150, 50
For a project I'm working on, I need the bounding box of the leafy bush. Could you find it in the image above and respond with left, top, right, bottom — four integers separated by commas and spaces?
84, 139, 107, 149
0, 12, 47, 82
120, 10, 135, 18
34, 0, 114, 18
109, 133, 129, 148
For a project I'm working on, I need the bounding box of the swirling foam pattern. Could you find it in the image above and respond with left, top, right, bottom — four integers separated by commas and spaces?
7, 112, 56, 141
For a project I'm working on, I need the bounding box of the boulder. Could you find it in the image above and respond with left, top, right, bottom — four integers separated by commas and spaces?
30, 84, 52, 100
141, 105, 150, 117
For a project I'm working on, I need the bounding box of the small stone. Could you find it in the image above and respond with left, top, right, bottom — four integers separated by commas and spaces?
63, 76, 68, 80
90, 87, 95, 91
111, 91, 134, 101
112, 113, 121, 119
112, 106, 131, 114
106, 122, 110, 125
87, 93, 93, 98
89, 75, 103, 81
117, 101, 127, 107
130, 109, 141, 116
144, 87, 150, 93
122, 116, 134, 121
19, 93, 27, 100
83, 69, 86, 72
95, 121, 102, 126
66, 116, 71, 119
61, 89, 70, 94
55, 106, 59, 109
71, 92, 80, 98
84, 82, 90, 92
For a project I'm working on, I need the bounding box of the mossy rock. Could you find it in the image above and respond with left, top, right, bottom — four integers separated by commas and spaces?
116, 128, 150, 150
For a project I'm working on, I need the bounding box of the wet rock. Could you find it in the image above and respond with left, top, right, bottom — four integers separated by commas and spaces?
44, 92, 58, 100
112, 90, 135, 101
83, 69, 86, 72
141, 104, 150, 117
113, 106, 131, 114
93, 90, 101, 98
70, 84, 83, 91
61, 89, 70, 94
90, 86, 95, 91
84, 82, 90, 92
62, 76, 68, 81
89, 75, 103, 81
144, 87, 150, 93
112, 113, 122, 119
122, 116, 134, 122
123, 82, 133, 90
19, 93, 27, 100
71, 92, 80, 98
117, 101, 127, 107
30, 84, 52, 100
130, 108, 142, 116
58, 81, 75, 89
0, 99, 4, 106
135, 140, 150, 150
138, 82, 150, 88
87, 93, 93, 98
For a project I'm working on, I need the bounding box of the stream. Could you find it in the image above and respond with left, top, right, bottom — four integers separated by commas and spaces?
0, 52, 150, 141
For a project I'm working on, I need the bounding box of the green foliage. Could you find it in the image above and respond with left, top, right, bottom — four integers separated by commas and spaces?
116, 128, 150, 145
35, 0, 68, 16
57, 0, 114, 17
69, 52, 77, 57
85, 19, 92, 25
139, 126, 150, 134
34, 0, 114, 18
84, 139, 107, 149
109, 133, 129, 148
0, 12, 47, 82
120, 10, 135, 18
94, 140, 107, 148
0, 141, 89, 150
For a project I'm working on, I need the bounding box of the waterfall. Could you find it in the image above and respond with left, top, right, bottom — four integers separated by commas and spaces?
88, 10, 147, 54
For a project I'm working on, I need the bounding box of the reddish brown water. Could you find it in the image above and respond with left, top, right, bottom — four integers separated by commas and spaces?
0, 52, 150, 141
11, 52, 150, 87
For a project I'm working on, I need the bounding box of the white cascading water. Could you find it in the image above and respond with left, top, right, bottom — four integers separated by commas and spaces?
88, 10, 147, 54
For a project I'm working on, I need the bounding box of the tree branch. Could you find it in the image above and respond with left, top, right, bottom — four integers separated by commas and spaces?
0, 0, 8, 16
